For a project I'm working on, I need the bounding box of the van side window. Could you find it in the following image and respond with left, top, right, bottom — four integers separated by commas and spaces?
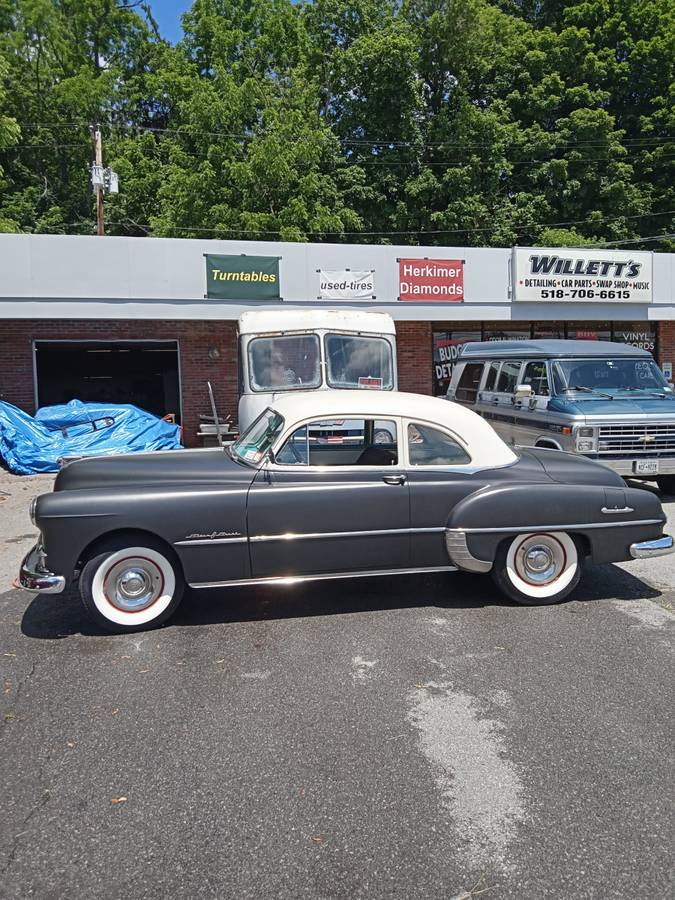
455, 363, 483, 404
496, 361, 522, 393
483, 361, 500, 391
522, 361, 549, 396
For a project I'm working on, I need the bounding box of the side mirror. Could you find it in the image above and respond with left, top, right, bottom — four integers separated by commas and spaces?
513, 384, 534, 403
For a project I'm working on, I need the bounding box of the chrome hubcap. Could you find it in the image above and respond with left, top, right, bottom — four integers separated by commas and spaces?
517, 539, 561, 585
104, 558, 163, 612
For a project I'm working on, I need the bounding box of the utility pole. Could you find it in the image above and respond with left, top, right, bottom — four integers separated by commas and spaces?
89, 125, 118, 235
93, 124, 104, 236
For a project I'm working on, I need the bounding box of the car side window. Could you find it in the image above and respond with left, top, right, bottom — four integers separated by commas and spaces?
275, 419, 398, 467
455, 363, 483, 404
522, 361, 549, 396
407, 423, 471, 466
496, 360, 522, 393
483, 361, 500, 391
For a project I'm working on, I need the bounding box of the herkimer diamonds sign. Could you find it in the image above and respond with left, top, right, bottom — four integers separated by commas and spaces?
513, 248, 652, 303
399, 258, 464, 302
206, 254, 280, 300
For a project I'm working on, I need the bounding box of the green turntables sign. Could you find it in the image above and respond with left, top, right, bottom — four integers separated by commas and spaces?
205, 254, 280, 300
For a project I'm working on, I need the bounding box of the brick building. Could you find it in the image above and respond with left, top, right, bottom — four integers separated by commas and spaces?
0, 235, 672, 446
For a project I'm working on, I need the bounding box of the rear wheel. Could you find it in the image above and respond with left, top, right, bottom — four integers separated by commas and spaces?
492, 531, 582, 606
79, 538, 184, 633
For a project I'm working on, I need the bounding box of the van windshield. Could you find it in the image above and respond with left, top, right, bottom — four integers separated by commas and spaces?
248, 335, 321, 392
552, 358, 671, 397
325, 334, 394, 389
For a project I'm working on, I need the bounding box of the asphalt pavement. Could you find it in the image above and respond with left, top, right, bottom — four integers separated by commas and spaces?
1, 473, 673, 899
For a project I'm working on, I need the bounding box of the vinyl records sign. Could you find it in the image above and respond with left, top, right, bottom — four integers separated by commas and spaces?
513, 248, 653, 303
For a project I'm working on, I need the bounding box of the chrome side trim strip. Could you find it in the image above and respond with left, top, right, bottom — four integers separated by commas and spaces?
174, 537, 248, 546
249, 526, 445, 543
189, 565, 458, 590
601, 507, 635, 515
445, 530, 492, 573
453, 518, 662, 534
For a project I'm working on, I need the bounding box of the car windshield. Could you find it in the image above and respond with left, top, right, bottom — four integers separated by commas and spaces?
552, 358, 671, 397
248, 335, 321, 392
325, 334, 394, 389
230, 408, 284, 465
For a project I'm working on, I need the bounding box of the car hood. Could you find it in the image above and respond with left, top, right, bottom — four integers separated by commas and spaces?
549, 396, 675, 419
53, 448, 255, 492
521, 447, 624, 487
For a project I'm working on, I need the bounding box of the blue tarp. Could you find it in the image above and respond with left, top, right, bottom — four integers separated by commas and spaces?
0, 399, 182, 475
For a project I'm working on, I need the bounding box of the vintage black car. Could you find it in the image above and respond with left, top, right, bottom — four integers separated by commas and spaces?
18, 390, 673, 633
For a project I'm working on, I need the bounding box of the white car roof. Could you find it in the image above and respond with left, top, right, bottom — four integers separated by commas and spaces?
268, 390, 517, 469
238, 308, 396, 336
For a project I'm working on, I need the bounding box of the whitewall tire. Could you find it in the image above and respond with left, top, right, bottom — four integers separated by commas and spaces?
79, 539, 184, 632
492, 531, 582, 606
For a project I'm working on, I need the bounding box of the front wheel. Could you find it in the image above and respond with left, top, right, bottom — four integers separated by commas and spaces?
79, 538, 184, 633
491, 532, 582, 606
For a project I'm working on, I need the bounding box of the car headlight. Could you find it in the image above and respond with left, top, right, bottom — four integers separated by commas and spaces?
574, 426, 597, 453
29, 497, 37, 526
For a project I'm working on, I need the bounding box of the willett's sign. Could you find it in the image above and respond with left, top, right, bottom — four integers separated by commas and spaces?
205, 254, 280, 300
513, 248, 652, 303
398, 258, 464, 302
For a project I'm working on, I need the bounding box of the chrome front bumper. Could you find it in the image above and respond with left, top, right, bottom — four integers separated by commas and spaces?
629, 535, 674, 559
15, 543, 66, 594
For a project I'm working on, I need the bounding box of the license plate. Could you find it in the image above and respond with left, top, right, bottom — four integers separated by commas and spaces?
634, 459, 659, 475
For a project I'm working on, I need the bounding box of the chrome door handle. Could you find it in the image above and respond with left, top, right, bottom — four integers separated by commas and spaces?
382, 474, 407, 485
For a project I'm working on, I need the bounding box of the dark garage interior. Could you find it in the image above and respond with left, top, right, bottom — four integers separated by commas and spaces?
34, 340, 181, 422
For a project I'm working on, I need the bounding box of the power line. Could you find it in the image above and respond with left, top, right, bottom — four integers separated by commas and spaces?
597, 233, 675, 246
15, 120, 675, 150
50, 209, 675, 238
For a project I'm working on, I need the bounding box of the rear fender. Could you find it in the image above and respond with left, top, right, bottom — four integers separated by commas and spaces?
445, 482, 665, 568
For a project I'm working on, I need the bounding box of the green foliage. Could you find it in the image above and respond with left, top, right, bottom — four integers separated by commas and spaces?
0, 0, 672, 249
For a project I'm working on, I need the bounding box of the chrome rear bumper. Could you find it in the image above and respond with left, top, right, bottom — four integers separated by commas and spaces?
15, 543, 66, 594
629, 535, 674, 559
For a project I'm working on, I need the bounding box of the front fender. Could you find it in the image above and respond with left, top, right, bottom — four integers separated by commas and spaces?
35, 484, 250, 585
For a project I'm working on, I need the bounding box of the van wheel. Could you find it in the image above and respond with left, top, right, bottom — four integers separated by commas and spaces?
79, 538, 184, 633
657, 476, 675, 496
492, 532, 582, 606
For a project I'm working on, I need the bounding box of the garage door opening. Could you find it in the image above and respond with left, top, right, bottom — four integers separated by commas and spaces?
34, 341, 182, 423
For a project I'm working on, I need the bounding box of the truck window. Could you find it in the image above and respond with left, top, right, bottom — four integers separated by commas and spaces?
455, 363, 483, 404
483, 361, 500, 391
248, 335, 321, 392
496, 360, 522, 393
325, 334, 394, 389
522, 361, 549, 396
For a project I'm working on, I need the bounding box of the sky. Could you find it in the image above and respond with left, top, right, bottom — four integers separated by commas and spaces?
149, 0, 192, 44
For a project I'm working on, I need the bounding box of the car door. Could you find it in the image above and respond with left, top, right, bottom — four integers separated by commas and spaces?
247, 416, 410, 578
404, 419, 482, 568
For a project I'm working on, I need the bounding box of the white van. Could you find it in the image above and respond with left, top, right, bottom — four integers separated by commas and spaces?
237, 309, 397, 431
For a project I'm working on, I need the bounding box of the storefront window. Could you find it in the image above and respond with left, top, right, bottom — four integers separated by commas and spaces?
533, 322, 564, 340
566, 322, 612, 342
483, 324, 531, 341
432, 330, 481, 396
612, 322, 656, 353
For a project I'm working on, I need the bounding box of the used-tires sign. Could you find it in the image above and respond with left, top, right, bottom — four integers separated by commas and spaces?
206, 254, 280, 300
513, 248, 652, 303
